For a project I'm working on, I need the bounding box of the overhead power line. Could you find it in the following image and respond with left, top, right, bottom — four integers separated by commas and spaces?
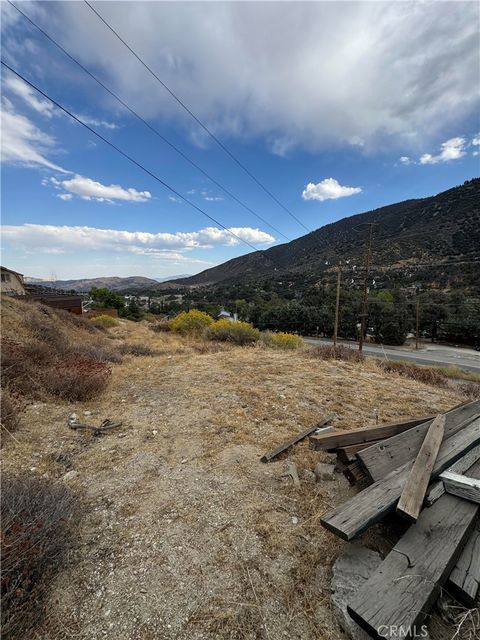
1, 61, 290, 269
83, 0, 312, 233
7, 0, 291, 243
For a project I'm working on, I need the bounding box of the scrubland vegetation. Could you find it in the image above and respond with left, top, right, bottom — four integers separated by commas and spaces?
0, 297, 477, 640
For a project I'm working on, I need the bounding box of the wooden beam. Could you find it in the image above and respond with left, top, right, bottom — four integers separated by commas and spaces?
441, 471, 480, 504
309, 415, 434, 451
260, 414, 334, 462
320, 418, 480, 540
347, 493, 478, 639
446, 518, 480, 607
342, 460, 369, 486
357, 401, 480, 482
396, 414, 445, 522
335, 439, 383, 464
425, 444, 480, 506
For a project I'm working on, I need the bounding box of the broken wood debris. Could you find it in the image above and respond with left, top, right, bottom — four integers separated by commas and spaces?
260, 413, 335, 462
68, 414, 122, 435
293, 400, 480, 638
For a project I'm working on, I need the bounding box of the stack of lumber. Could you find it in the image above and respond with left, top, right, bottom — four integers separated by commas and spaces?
313, 400, 480, 639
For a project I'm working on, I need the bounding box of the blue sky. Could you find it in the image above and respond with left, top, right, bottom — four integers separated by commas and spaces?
1, 1, 479, 280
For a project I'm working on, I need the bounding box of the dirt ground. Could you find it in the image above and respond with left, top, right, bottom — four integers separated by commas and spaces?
1, 321, 466, 640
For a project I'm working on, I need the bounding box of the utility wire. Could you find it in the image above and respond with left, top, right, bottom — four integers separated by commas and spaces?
7, 0, 291, 243
1, 61, 290, 269
83, 0, 312, 233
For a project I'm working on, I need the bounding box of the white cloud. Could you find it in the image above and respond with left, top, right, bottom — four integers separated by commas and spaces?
73, 114, 118, 130
24, 1, 478, 153
472, 134, 480, 146
168, 195, 182, 203
0, 100, 67, 172
399, 156, 413, 165
46, 175, 151, 203
204, 196, 224, 202
419, 137, 467, 164
302, 178, 362, 202
3, 75, 57, 117
57, 193, 73, 201
1, 223, 275, 255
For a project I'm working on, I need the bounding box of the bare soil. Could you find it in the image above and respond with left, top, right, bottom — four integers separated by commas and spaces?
1, 321, 465, 640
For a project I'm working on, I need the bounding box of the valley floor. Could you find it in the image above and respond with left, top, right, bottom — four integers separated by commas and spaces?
1, 322, 466, 640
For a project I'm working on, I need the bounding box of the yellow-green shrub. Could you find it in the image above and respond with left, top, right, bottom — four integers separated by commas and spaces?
89, 315, 119, 329
262, 331, 304, 350
207, 319, 260, 345
170, 309, 214, 336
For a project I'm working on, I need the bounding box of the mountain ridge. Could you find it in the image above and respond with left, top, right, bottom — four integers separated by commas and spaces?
167, 178, 480, 292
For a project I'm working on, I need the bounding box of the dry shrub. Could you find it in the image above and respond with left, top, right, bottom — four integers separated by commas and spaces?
2, 341, 111, 401
89, 314, 119, 329
377, 360, 447, 385
207, 319, 260, 345
150, 319, 171, 333
43, 358, 112, 401
1, 475, 78, 640
459, 381, 480, 400
308, 344, 365, 363
118, 343, 157, 357
1, 390, 24, 441
72, 342, 123, 363
192, 341, 231, 354
170, 309, 214, 336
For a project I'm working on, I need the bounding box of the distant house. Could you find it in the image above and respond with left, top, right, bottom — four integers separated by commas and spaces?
218, 308, 238, 322
0, 266, 26, 295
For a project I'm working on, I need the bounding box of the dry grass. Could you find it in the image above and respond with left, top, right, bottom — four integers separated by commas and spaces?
0, 316, 464, 640
375, 359, 448, 385
307, 344, 365, 363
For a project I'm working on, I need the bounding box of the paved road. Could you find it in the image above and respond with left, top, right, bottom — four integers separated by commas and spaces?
304, 337, 480, 374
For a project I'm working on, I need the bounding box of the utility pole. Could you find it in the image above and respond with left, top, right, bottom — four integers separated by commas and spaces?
333, 265, 341, 347
415, 300, 420, 350
359, 222, 376, 352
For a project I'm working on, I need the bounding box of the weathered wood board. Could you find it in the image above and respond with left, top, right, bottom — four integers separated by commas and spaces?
260, 414, 334, 462
336, 439, 383, 464
309, 415, 434, 451
347, 493, 478, 639
441, 471, 480, 504
357, 401, 480, 482
446, 518, 480, 607
396, 414, 445, 522
425, 444, 480, 506
321, 418, 480, 540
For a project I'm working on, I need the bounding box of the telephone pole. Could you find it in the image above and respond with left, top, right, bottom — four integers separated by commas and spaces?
333, 265, 341, 347
359, 222, 376, 352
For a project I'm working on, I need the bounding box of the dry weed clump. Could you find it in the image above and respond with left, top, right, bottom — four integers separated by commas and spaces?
1, 475, 78, 640
118, 343, 157, 357
150, 319, 171, 333
376, 360, 447, 386
71, 341, 123, 363
307, 344, 365, 363
458, 381, 480, 401
0, 389, 24, 441
89, 314, 120, 329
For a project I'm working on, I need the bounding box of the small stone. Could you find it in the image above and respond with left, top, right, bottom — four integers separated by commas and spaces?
292, 516, 299, 525
62, 470, 78, 483
84, 411, 92, 416
152, 430, 158, 436
315, 462, 336, 482
181, 458, 187, 464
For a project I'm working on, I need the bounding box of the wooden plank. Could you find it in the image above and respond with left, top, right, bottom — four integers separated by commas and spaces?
342, 460, 369, 486
347, 492, 478, 639
309, 415, 435, 451
320, 418, 480, 540
396, 414, 445, 522
260, 414, 334, 462
446, 518, 480, 607
425, 444, 480, 506
441, 471, 480, 504
335, 439, 383, 464
357, 401, 480, 482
